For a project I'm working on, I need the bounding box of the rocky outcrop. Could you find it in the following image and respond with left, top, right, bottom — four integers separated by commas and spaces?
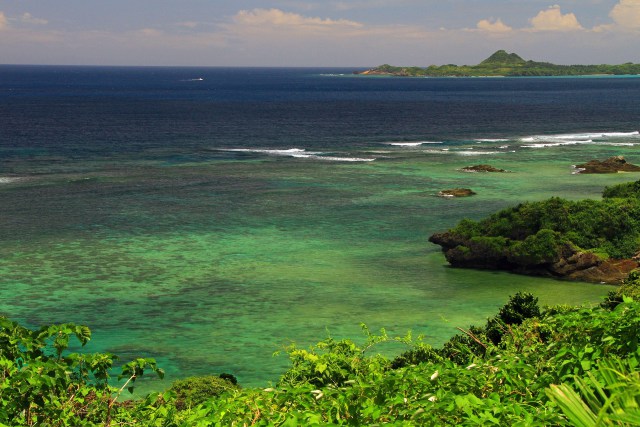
574, 156, 640, 174
460, 164, 507, 173
428, 231, 638, 284
438, 188, 476, 198
552, 253, 637, 283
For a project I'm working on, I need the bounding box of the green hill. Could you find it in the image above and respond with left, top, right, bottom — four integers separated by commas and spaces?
480, 49, 526, 65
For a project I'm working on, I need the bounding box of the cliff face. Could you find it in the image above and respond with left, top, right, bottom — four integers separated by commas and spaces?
429, 231, 638, 284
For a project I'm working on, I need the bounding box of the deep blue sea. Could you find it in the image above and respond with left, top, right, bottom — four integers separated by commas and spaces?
1, 66, 640, 390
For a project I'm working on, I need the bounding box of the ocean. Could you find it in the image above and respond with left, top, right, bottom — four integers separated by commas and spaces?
1, 65, 639, 390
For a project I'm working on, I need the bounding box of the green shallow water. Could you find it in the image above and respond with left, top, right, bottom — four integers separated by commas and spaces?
1, 143, 636, 391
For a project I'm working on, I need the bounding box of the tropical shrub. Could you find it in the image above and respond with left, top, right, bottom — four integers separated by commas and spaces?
169, 374, 239, 410
2, 283, 640, 425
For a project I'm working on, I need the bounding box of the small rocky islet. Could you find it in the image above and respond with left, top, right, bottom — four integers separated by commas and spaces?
460, 164, 508, 173
437, 188, 476, 198
574, 156, 640, 174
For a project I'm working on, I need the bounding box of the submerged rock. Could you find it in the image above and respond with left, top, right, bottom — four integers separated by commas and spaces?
460, 164, 507, 173
574, 156, 640, 174
438, 188, 476, 198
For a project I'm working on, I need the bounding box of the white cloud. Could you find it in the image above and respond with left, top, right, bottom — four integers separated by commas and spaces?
529, 5, 583, 31
232, 8, 363, 30
21, 12, 48, 25
609, 0, 640, 30
1, 5, 636, 66
0, 11, 8, 30
476, 18, 512, 33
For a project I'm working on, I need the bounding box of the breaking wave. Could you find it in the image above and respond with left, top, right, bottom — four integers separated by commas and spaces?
221, 148, 375, 162
385, 141, 443, 147
520, 131, 639, 148
0, 177, 20, 184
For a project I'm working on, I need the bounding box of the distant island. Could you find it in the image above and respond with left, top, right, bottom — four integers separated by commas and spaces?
356, 50, 640, 77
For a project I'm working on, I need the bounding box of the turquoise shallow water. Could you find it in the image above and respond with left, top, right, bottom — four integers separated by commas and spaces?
2, 67, 640, 392
1, 142, 636, 391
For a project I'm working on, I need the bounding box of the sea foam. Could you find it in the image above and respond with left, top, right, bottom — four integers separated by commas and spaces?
456, 150, 502, 156
520, 130, 639, 148
0, 177, 20, 184
222, 148, 374, 162
386, 141, 443, 147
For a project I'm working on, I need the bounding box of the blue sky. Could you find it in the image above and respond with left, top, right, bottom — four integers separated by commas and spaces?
0, 1, 639, 66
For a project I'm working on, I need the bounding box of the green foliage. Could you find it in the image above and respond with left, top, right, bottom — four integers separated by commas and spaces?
547, 358, 640, 426
278, 325, 415, 388
444, 182, 640, 263
169, 375, 239, 410
602, 269, 640, 309
497, 292, 541, 325
508, 229, 565, 265
603, 180, 640, 199
480, 50, 526, 65
2, 288, 640, 425
0, 317, 165, 426
390, 343, 442, 369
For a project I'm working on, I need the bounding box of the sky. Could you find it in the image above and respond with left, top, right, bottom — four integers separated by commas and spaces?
0, 1, 639, 66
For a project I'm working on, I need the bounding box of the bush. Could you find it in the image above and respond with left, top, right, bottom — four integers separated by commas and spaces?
603, 179, 640, 199
390, 343, 442, 369
169, 375, 239, 410
507, 229, 564, 265
498, 292, 541, 325
601, 269, 640, 309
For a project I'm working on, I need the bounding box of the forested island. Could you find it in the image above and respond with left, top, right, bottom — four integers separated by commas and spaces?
430, 179, 640, 283
356, 50, 640, 77
2, 180, 640, 425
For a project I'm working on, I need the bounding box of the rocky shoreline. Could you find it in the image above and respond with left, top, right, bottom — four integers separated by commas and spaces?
429, 179, 640, 284
429, 231, 638, 284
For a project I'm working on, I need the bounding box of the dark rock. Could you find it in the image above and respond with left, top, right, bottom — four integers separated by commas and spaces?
429, 232, 638, 284
566, 259, 638, 283
575, 156, 640, 174
438, 188, 476, 198
461, 164, 507, 173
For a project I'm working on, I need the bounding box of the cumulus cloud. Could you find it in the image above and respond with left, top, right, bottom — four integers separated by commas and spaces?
0, 11, 8, 30
529, 5, 583, 31
609, 0, 640, 30
476, 18, 512, 33
232, 8, 363, 30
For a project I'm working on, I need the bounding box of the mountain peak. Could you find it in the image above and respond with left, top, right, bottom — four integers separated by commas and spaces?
481, 50, 526, 65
